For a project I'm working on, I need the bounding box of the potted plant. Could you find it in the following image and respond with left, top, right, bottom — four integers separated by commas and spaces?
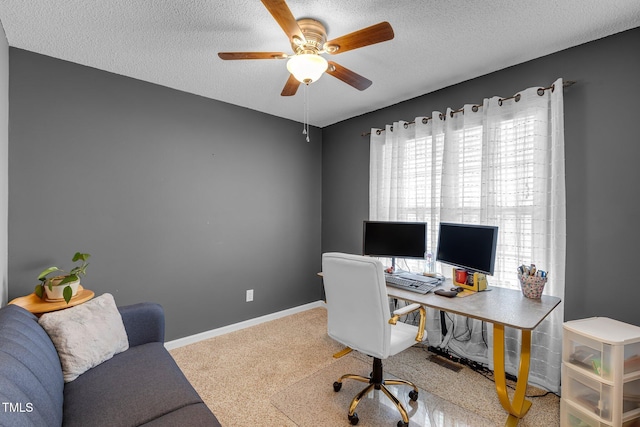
35, 252, 90, 304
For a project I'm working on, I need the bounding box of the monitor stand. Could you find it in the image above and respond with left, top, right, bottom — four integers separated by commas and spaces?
387, 257, 407, 275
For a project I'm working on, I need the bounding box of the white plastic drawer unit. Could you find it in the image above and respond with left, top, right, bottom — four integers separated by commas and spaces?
561, 400, 640, 427
624, 379, 640, 417
561, 317, 640, 427
564, 366, 614, 420
563, 318, 640, 381
561, 400, 608, 427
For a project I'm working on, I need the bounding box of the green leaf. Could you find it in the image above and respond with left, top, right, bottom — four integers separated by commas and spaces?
34, 284, 44, 299
70, 265, 88, 276
72, 252, 90, 263
63, 286, 73, 304
37, 266, 61, 281
58, 274, 78, 286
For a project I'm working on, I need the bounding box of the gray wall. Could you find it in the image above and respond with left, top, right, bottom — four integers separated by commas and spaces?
8, 49, 323, 340
322, 27, 640, 325
0, 21, 7, 306
8, 26, 640, 338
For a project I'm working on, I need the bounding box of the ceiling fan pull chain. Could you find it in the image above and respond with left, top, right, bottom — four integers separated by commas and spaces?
302, 83, 307, 135
306, 85, 311, 142
303, 83, 310, 142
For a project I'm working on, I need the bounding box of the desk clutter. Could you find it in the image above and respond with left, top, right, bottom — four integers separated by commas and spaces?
518, 263, 548, 299
434, 286, 474, 298
452, 268, 488, 292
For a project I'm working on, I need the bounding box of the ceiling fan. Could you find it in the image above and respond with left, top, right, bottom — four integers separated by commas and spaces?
218, 0, 394, 96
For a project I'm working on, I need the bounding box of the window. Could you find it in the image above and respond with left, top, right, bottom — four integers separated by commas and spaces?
369, 82, 566, 392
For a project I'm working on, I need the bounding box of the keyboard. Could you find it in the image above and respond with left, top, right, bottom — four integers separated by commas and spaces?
385, 273, 439, 294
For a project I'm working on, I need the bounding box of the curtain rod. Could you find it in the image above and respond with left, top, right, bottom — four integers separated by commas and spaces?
360, 80, 576, 137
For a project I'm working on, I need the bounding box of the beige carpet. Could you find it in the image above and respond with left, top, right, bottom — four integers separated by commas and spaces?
170, 307, 559, 426
270, 354, 495, 426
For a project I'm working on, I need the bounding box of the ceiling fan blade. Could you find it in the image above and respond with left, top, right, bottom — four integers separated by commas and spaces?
218, 52, 288, 60
324, 21, 394, 54
326, 61, 372, 91
281, 74, 301, 96
261, 0, 306, 45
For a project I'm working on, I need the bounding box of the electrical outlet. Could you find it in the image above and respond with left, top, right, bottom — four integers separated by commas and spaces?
246, 289, 254, 302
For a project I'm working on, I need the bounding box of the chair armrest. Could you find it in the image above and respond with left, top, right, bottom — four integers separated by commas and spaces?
390, 303, 421, 319
118, 302, 165, 347
389, 303, 426, 342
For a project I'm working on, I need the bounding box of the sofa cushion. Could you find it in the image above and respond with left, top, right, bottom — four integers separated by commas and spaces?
118, 302, 165, 347
0, 305, 64, 427
38, 293, 129, 382
62, 342, 213, 427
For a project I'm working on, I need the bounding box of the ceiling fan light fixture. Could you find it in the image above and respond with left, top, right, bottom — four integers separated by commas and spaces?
286, 54, 328, 84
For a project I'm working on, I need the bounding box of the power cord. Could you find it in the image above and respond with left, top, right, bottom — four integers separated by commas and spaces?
393, 301, 559, 399
422, 345, 559, 399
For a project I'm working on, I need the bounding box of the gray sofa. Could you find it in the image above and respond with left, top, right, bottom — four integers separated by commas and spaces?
0, 302, 221, 427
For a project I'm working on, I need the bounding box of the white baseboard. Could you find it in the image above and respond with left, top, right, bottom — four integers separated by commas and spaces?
164, 300, 325, 350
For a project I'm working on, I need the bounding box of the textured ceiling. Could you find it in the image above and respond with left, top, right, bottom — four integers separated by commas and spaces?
1, 1, 639, 127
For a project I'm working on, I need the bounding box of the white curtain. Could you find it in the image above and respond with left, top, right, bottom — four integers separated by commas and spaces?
369, 78, 566, 392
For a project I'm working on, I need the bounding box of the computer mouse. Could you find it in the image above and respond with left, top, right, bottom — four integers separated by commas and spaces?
435, 289, 459, 298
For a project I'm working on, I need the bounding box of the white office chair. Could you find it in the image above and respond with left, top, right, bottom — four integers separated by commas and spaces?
321, 252, 427, 427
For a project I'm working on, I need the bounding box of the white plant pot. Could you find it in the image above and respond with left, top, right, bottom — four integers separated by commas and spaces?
44, 278, 80, 301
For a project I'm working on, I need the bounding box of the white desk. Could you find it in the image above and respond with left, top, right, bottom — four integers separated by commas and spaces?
387, 284, 561, 426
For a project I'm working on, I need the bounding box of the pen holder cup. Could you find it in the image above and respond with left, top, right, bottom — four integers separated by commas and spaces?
518, 274, 547, 299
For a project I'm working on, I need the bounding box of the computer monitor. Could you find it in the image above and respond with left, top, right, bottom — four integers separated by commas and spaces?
435, 222, 498, 275
362, 221, 428, 270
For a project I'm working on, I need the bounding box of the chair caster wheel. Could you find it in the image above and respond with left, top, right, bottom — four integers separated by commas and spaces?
409, 390, 419, 401
333, 381, 342, 392
348, 412, 359, 425
397, 421, 409, 427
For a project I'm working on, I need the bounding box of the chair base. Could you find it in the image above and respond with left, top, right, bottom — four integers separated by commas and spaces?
333, 357, 418, 426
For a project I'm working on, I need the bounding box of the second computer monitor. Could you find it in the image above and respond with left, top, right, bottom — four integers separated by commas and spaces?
435, 222, 498, 275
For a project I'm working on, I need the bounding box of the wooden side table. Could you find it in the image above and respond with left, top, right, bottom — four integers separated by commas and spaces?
9, 285, 95, 315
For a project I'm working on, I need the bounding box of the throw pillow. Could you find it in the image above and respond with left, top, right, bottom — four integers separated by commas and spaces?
38, 293, 129, 382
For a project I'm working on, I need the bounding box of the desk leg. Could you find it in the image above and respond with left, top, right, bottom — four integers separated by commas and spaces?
494, 324, 532, 426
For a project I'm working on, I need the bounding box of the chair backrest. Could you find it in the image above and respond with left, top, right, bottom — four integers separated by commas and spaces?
321, 252, 392, 359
